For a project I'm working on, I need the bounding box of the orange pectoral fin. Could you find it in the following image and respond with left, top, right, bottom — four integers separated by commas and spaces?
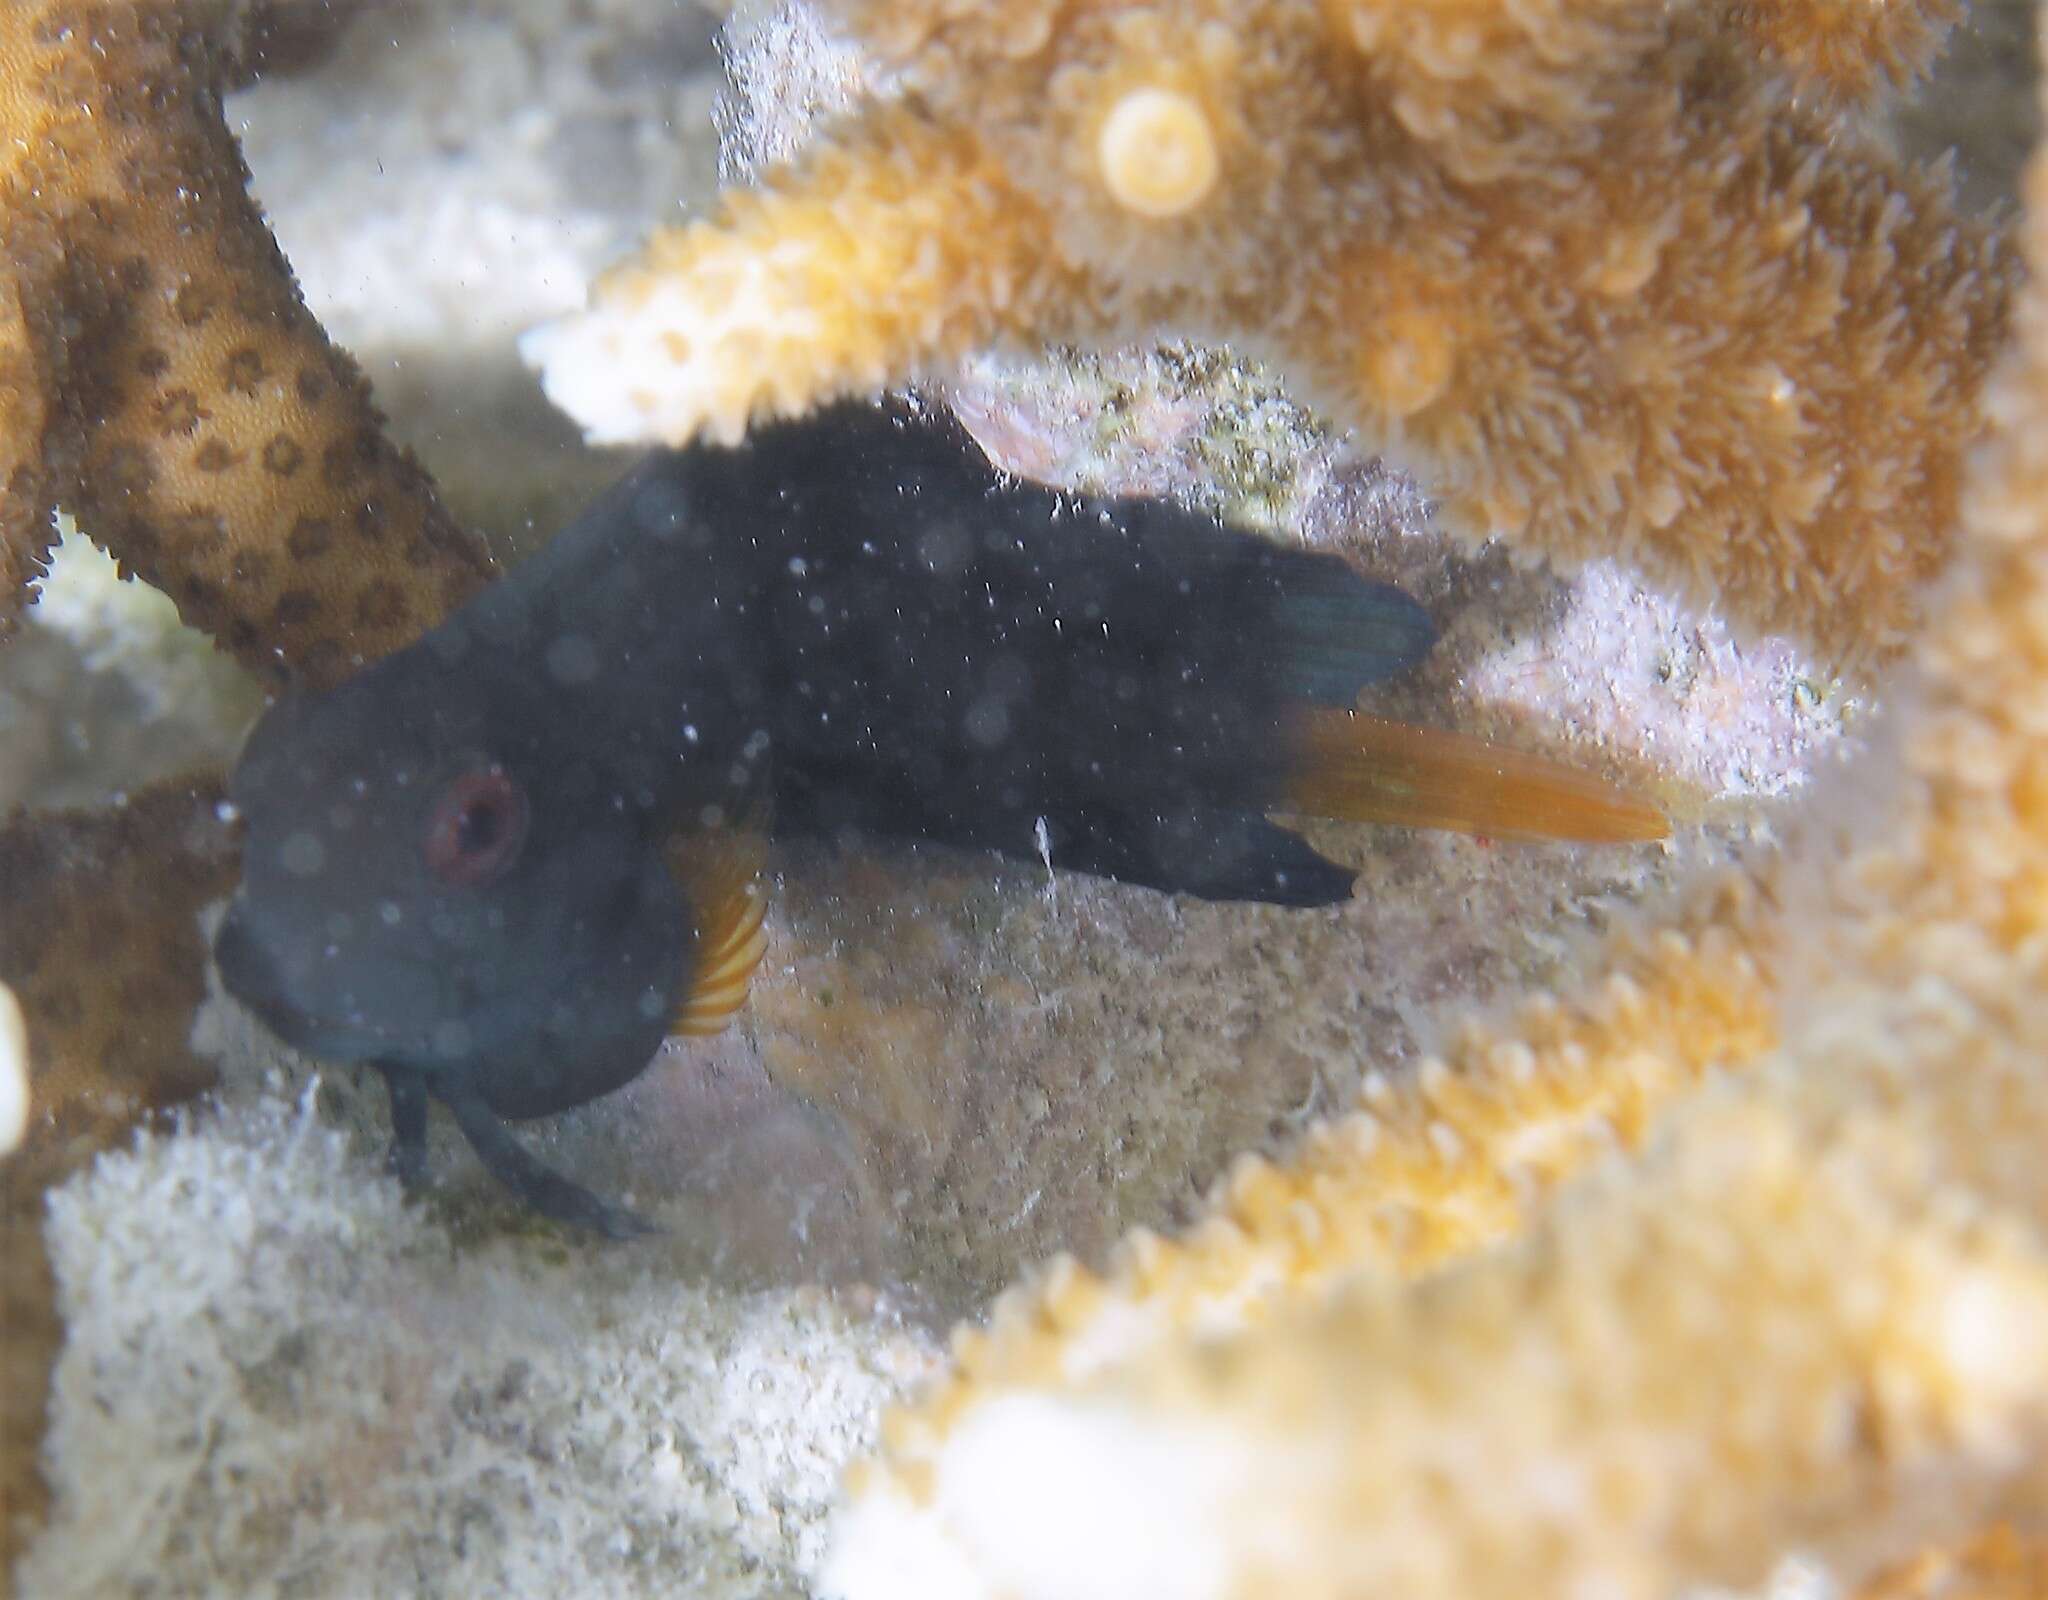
1281, 708, 1669, 844
663, 825, 772, 1038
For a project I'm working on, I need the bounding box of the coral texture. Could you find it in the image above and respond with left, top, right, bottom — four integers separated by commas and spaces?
0, 779, 242, 1569
2, 527, 265, 812
17, 1091, 939, 1598
1719, 0, 1965, 102
0, 0, 492, 686
0, 6, 498, 1556
822, 12, 2048, 1593
1856, 1526, 2048, 1600
870, 865, 1781, 1405
525, 0, 2013, 669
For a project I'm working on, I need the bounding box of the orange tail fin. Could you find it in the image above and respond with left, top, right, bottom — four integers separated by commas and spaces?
1281, 709, 1669, 844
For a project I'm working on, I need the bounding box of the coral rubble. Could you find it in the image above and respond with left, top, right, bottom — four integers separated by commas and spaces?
0, 0, 492, 687
526, 0, 2013, 668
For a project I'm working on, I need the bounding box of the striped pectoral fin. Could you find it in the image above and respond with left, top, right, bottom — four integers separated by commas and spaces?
1280, 708, 1669, 844
662, 826, 773, 1038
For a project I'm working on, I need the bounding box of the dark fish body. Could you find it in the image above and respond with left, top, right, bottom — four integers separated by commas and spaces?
215, 399, 1654, 1234
438, 399, 1430, 899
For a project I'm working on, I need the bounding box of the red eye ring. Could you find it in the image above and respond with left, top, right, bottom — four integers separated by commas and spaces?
424, 764, 530, 887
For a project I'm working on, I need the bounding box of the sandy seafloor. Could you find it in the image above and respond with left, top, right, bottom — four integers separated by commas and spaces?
2, 1, 2035, 1594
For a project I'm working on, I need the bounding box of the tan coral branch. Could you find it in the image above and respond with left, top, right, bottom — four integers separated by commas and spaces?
823, 3, 2048, 1587
0, 778, 243, 1574
0, 3, 493, 1561
833, 1035, 2048, 1598
530, 0, 2011, 670
524, 102, 1059, 447
1718, 0, 1966, 105
0, 0, 492, 687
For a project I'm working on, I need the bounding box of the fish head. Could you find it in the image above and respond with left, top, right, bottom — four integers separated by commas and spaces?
214, 646, 686, 1106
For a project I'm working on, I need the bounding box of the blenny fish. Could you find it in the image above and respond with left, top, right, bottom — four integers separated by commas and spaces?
214, 399, 1664, 1235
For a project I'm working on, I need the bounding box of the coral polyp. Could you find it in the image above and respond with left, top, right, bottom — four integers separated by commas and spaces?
1094, 88, 1219, 218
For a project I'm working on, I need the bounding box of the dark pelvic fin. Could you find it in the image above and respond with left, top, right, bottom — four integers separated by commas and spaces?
379, 1063, 431, 1193
1262, 551, 1436, 707
1280, 708, 1670, 843
437, 1077, 657, 1240
1043, 805, 1355, 907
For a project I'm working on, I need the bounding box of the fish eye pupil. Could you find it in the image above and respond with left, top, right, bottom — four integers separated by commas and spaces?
459, 798, 501, 852
425, 764, 530, 887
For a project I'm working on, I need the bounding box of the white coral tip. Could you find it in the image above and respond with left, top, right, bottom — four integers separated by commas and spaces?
0, 978, 27, 1157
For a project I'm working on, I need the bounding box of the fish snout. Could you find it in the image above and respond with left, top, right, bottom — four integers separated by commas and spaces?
213, 896, 320, 1050
214, 895, 469, 1066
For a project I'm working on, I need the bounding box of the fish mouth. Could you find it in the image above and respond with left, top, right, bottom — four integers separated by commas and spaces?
212, 902, 408, 1062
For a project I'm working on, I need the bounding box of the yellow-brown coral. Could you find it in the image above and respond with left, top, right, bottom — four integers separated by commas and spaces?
0, 779, 243, 1571
1719, 0, 1966, 104
1, 2, 497, 1564
526, 0, 2012, 670
0, 0, 492, 688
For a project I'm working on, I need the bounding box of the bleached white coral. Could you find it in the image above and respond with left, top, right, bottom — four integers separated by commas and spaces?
19, 1089, 937, 1599
27, 523, 257, 729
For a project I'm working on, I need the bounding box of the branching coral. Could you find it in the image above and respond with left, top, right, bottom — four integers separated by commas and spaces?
0, 0, 492, 688
525, 0, 2013, 669
1, 1, 499, 1566
818, 10, 2048, 1592
2, 0, 2036, 1590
